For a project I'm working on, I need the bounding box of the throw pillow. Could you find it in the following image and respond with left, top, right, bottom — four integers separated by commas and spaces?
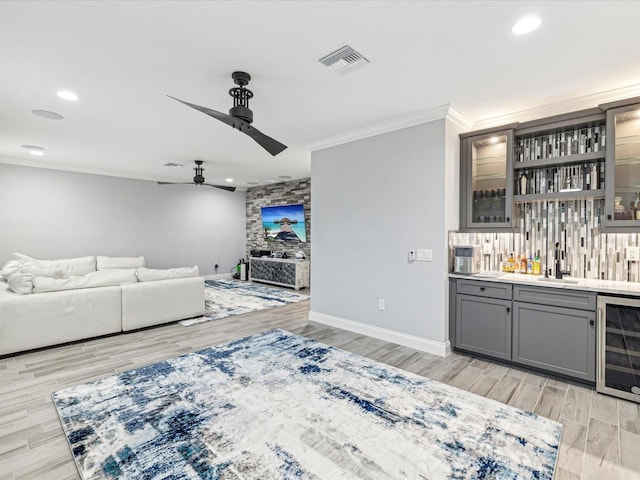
12, 253, 95, 276
6, 271, 34, 294
32, 269, 138, 294
136, 266, 199, 282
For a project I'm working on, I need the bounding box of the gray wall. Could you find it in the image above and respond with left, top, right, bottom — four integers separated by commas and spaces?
245, 178, 311, 260
310, 118, 461, 349
0, 164, 246, 275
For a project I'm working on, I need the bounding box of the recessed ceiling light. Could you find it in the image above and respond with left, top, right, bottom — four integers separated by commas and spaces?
225, 178, 234, 183
247, 181, 259, 185
29, 150, 44, 156
32, 109, 64, 120
57, 90, 79, 101
512, 16, 541, 35
278, 175, 292, 180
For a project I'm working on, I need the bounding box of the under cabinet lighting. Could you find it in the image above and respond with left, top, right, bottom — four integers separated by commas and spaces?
512, 16, 541, 35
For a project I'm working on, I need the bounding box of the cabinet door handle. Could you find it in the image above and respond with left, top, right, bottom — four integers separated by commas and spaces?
506, 307, 511, 313
480, 287, 485, 291
506, 217, 510, 222
590, 319, 595, 326
607, 214, 612, 220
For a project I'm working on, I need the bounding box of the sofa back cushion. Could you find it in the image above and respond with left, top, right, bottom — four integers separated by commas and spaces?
97, 256, 146, 270
13, 253, 96, 277
136, 266, 199, 282
32, 269, 138, 294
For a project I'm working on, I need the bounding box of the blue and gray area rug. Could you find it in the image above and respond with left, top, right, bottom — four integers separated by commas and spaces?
181, 279, 309, 326
52, 329, 562, 479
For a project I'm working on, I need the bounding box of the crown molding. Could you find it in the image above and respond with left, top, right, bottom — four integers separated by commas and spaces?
472, 83, 640, 131
0, 157, 252, 191
307, 104, 470, 152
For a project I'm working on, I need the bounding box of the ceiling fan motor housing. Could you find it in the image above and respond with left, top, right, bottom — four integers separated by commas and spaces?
229, 71, 254, 123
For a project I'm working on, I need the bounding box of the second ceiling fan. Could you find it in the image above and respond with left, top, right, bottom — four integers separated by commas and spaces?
157, 160, 236, 192
168, 71, 287, 156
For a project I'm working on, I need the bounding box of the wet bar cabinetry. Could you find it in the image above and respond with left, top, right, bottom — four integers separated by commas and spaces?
603, 98, 640, 231
459, 127, 514, 231
450, 277, 596, 383
459, 98, 640, 232
513, 109, 606, 203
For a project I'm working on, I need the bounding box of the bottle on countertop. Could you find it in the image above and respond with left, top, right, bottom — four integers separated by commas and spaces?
533, 252, 541, 275
520, 254, 527, 274
527, 254, 533, 274
507, 253, 516, 273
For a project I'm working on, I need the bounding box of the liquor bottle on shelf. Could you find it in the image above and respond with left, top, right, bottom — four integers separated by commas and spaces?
590, 165, 599, 190
519, 171, 529, 195
636, 193, 640, 220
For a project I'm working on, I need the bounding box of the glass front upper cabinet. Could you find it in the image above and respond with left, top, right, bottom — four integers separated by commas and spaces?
604, 103, 640, 231
460, 129, 513, 231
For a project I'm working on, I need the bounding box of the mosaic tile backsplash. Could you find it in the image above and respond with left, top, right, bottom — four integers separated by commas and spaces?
450, 199, 640, 282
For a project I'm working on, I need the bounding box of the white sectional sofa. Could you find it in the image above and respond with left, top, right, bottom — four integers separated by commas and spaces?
0, 254, 205, 356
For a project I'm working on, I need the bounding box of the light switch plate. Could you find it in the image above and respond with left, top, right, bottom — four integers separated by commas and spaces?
626, 246, 640, 261
417, 249, 432, 262
408, 250, 415, 262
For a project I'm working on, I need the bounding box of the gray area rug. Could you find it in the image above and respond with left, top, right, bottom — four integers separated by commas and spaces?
180, 279, 309, 326
52, 329, 562, 479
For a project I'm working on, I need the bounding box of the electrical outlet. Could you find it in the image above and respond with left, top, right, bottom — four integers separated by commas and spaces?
626, 246, 640, 261
483, 243, 493, 254
378, 299, 385, 311
408, 250, 415, 262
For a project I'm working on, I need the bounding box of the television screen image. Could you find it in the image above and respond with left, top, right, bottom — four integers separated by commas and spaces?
261, 204, 306, 242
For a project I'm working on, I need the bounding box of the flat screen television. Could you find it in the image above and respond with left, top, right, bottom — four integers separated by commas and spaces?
261, 203, 307, 242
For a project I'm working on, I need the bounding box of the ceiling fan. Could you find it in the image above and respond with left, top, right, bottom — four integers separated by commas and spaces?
157, 160, 236, 192
168, 71, 287, 156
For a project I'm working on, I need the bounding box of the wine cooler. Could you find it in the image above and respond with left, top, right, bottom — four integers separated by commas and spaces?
597, 295, 640, 403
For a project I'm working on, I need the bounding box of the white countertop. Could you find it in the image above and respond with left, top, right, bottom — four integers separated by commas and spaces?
449, 272, 640, 297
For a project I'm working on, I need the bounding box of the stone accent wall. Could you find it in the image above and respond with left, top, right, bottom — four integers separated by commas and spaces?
246, 178, 311, 260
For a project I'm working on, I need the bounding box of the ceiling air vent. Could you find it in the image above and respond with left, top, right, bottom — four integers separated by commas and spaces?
319, 45, 369, 73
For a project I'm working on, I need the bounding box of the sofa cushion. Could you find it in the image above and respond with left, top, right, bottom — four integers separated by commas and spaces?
1, 259, 22, 279
97, 256, 146, 270
13, 253, 96, 276
136, 266, 199, 282
32, 269, 138, 294
6, 271, 34, 294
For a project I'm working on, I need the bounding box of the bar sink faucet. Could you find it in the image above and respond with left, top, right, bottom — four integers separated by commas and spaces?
555, 242, 571, 279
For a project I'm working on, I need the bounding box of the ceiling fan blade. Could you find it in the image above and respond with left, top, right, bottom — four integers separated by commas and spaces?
243, 124, 288, 156
157, 181, 193, 185
203, 183, 237, 192
167, 95, 240, 129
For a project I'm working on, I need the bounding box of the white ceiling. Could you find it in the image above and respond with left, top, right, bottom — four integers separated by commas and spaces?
1, 1, 640, 189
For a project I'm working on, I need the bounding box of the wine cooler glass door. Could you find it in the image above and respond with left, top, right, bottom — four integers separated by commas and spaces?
597, 295, 640, 403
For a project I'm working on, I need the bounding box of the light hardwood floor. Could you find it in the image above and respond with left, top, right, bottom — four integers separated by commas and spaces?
1, 299, 639, 480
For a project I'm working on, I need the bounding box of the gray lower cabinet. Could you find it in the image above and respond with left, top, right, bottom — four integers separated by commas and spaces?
512, 301, 596, 382
455, 294, 512, 361
452, 278, 597, 383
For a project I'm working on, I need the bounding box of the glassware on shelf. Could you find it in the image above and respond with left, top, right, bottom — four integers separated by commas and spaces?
614, 196, 626, 220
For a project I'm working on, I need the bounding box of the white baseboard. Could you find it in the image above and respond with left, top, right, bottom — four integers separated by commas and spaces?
308, 311, 451, 357
202, 273, 232, 280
